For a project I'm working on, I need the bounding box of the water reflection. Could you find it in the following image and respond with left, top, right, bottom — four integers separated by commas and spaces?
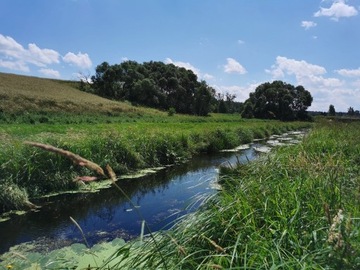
0, 147, 261, 253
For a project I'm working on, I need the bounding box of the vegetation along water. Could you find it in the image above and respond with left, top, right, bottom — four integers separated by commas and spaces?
1, 72, 359, 269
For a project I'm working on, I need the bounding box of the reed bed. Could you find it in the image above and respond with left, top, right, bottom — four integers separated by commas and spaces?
98, 120, 360, 269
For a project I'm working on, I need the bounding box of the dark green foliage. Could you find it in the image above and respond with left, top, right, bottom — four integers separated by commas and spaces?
329, 104, 336, 116
241, 80, 313, 121
90, 60, 217, 116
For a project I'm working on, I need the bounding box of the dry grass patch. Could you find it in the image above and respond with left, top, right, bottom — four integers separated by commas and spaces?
0, 72, 149, 114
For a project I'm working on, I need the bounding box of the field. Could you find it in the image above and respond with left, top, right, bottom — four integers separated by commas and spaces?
0, 72, 159, 116
3, 72, 358, 269
0, 72, 311, 214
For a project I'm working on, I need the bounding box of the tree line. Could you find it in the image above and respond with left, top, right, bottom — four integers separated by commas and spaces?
81, 60, 313, 120
81, 60, 241, 116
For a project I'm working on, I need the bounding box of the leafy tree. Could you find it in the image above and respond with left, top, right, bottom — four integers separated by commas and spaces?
241, 81, 312, 121
348, 107, 355, 116
89, 60, 217, 115
241, 101, 254, 118
328, 104, 336, 116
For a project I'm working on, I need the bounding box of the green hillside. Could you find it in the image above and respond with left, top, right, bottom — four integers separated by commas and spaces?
0, 72, 152, 115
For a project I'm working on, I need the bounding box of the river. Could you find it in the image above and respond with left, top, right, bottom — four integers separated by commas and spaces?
0, 131, 304, 254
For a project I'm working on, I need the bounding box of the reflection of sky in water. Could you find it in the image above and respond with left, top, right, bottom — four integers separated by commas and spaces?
0, 147, 258, 253
0, 133, 305, 253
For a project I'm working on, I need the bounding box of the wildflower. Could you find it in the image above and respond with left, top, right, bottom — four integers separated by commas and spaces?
6, 264, 13, 269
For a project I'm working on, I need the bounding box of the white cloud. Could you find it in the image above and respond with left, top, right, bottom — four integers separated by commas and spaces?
301, 20, 317, 29
0, 59, 29, 72
237, 39, 245, 45
0, 34, 24, 59
212, 82, 260, 102
27, 43, 60, 66
224, 58, 247, 74
335, 67, 360, 77
63, 52, 92, 69
314, 0, 358, 21
39, 68, 61, 78
267, 56, 326, 79
203, 73, 214, 80
0, 34, 60, 70
265, 56, 360, 112
165, 58, 200, 76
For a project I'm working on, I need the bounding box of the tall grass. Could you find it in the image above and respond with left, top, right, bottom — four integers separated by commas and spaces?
100, 120, 360, 269
0, 118, 310, 212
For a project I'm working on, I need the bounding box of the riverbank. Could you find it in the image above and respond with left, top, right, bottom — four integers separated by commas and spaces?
92, 120, 359, 269
0, 116, 311, 214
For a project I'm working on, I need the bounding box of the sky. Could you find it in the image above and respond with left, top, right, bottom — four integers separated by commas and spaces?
1, 0, 360, 112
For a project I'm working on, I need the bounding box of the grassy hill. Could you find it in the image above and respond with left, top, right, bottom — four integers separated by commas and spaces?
0, 72, 155, 115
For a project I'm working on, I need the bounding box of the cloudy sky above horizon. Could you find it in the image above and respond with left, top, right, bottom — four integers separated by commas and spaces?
1, 0, 360, 112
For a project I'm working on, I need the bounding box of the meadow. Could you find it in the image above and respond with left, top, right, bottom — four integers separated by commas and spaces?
0, 72, 311, 213
4, 72, 357, 269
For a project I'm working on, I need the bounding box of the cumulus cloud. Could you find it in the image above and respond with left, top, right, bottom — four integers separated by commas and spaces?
203, 73, 214, 80
266, 56, 326, 79
63, 52, 92, 69
165, 58, 200, 76
0, 34, 92, 78
0, 34, 60, 70
265, 56, 360, 111
314, 0, 358, 21
212, 82, 260, 102
224, 58, 247, 74
266, 56, 343, 89
0, 59, 29, 72
39, 68, 60, 78
301, 21, 317, 29
335, 67, 360, 77
164, 58, 217, 82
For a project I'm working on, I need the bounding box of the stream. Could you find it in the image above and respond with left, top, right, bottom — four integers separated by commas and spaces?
0, 131, 305, 254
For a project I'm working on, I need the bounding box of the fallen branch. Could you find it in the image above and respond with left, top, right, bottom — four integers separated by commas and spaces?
24, 141, 105, 176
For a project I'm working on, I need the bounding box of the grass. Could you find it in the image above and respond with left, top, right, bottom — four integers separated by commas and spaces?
0, 72, 159, 116
0, 116, 311, 213
92, 120, 360, 269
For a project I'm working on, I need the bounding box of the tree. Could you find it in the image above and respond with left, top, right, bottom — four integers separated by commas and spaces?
241, 81, 312, 121
193, 81, 213, 116
328, 104, 336, 116
89, 60, 217, 115
348, 107, 355, 116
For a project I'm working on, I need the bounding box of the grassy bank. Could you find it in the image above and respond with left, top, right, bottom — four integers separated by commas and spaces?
92, 120, 360, 269
0, 115, 310, 213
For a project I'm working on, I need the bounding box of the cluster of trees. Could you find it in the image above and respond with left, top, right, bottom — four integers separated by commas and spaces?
84, 61, 241, 116
241, 81, 313, 121
328, 105, 360, 116
81, 61, 314, 120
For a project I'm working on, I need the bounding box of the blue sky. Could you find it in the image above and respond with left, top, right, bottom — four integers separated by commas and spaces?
1, 0, 360, 112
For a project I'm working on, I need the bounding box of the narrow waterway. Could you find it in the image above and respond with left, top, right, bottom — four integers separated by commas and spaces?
0, 131, 304, 254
